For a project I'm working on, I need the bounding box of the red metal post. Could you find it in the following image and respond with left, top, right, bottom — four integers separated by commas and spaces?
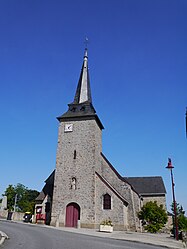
170, 169, 179, 240
185, 108, 187, 138
166, 158, 178, 240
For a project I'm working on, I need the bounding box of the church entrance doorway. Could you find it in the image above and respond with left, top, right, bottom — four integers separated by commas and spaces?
65, 202, 80, 228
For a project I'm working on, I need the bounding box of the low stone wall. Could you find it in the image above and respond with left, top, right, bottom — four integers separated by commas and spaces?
0, 210, 24, 221
12, 212, 25, 221
0, 210, 8, 219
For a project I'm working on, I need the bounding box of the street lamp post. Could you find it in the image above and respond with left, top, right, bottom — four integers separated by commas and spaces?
166, 158, 178, 240
185, 108, 187, 138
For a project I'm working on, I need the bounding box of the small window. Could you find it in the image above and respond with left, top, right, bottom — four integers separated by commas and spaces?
80, 106, 85, 111
70, 107, 76, 112
103, 194, 111, 210
74, 150, 76, 159
71, 177, 76, 190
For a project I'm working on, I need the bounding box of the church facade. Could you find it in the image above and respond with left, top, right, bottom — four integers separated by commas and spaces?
35, 49, 166, 231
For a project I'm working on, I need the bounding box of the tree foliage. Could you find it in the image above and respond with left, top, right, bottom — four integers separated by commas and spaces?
171, 202, 187, 231
3, 183, 39, 213
3, 184, 16, 211
171, 202, 185, 216
138, 201, 168, 233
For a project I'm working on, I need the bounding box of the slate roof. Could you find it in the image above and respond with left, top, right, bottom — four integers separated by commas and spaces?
124, 176, 166, 196
35, 170, 55, 202
57, 49, 104, 130
73, 48, 92, 104
35, 190, 45, 202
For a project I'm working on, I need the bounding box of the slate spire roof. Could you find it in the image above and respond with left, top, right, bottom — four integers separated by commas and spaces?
57, 49, 104, 129
73, 49, 92, 104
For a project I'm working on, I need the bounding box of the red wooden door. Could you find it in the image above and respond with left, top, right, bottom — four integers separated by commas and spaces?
66, 203, 80, 227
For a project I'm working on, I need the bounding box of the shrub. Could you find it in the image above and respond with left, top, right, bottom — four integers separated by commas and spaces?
138, 201, 168, 233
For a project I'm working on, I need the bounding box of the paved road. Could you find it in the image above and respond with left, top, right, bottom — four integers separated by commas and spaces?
0, 221, 165, 249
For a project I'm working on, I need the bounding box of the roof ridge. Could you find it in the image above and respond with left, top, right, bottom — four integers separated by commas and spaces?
101, 152, 140, 197
95, 171, 129, 205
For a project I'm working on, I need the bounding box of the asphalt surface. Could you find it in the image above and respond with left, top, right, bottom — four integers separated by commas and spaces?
0, 220, 170, 249
0, 220, 183, 249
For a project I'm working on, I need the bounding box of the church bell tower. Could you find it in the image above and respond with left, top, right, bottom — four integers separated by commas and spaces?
51, 49, 104, 228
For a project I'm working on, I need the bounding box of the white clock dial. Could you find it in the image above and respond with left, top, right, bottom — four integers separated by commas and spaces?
64, 124, 73, 132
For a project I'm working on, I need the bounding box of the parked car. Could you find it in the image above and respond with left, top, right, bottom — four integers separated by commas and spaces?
23, 212, 32, 223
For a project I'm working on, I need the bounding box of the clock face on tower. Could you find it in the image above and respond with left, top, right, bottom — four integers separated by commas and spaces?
64, 124, 73, 132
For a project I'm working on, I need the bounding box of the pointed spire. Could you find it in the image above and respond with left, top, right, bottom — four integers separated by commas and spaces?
57, 48, 104, 130
73, 48, 92, 104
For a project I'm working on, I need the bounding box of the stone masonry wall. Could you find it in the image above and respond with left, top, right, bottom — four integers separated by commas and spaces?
51, 118, 102, 228
95, 174, 128, 231
131, 189, 142, 231
142, 195, 167, 209
100, 156, 141, 231
50, 116, 141, 230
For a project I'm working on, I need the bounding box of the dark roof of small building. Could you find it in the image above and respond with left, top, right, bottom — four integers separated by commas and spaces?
124, 176, 166, 196
35, 170, 55, 202
35, 190, 45, 202
45, 170, 55, 185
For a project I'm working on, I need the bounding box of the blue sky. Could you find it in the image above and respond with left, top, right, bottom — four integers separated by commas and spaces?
0, 0, 186, 212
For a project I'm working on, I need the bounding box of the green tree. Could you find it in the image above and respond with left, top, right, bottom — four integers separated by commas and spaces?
171, 202, 185, 216
17, 188, 39, 213
3, 183, 39, 213
138, 201, 168, 233
3, 184, 16, 211
171, 202, 187, 231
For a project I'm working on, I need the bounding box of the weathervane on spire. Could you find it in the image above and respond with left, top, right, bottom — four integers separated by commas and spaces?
84, 37, 89, 49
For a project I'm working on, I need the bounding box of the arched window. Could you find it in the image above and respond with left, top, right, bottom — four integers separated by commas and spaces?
103, 194, 111, 210
71, 177, 76, 190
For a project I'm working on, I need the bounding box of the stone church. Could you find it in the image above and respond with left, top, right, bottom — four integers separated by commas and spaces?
35, 49, 166, 231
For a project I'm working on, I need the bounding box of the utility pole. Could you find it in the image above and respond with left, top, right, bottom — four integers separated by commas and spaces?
14, 194, 17, 212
